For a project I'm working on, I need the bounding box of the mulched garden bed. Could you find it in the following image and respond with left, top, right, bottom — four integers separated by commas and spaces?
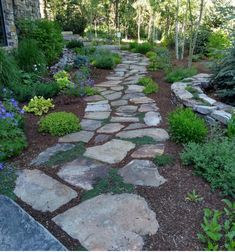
11, 61, 226, 251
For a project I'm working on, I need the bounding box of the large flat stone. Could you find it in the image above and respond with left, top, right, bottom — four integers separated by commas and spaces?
211, 110, 232, 124
58, 131, 94, 143
131, 144, 165, 158
116, 105, 138, 113
85, 103, 111, 112
94, 134, 113, 144
110, 116, 139, 123
138, 103, 159, 112
117, 128, 169, 142
0, 195, 66, 251
103, 91, 123, 101
123, 123, 149, 131
53, 193, 159, 251
111, 100, 128, 107
57, 157, 110, 190
30, 144, 75, 166
14, 169, 77, 212
122, 93, 145, 100
97, 123, 125, 133
96, 80, 122, 87
144, 111, 162, 126
119, 160, 166, 187
130, 97, 155, 104
84, 139, 135, 164
84, 111, 111, 120
84, 95, 105, 102
80, 119, 102, 131
126, 85, 144, 93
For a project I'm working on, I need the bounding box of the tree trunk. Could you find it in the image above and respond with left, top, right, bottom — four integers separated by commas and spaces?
188, 0, 204, 67
175, 0, 180, 60
137, 12, 141, 43
180, 3, 188, 60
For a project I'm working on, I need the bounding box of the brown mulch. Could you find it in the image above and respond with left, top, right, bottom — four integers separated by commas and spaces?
11, 62, 226, 251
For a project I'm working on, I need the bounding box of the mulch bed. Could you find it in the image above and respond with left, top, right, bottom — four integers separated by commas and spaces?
11, 61, 226, 251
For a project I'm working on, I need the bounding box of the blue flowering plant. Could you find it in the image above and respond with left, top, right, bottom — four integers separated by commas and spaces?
0, 97, 27, 161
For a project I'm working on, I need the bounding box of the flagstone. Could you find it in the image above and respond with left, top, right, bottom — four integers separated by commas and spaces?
58, 131, 94, 143
97, 123, 125, 134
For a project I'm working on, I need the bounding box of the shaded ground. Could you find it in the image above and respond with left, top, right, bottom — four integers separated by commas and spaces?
11, 58, 225, 251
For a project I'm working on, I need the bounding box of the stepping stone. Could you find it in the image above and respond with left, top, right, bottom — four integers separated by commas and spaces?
57, 157, 110, 190
116, 105, 138, 113
117, 128, 169, 142
130, 97, 155, 104
84, 139, 135, 164
111, 86, 124, 91
96, 80, 121, 87
31, 144, 75, 166
124, 123, 148, 131
138, 103, 159, 112
97, 123, 125, 134
59, 131, 94, 143
94, 134, 112, 144
0, 195, 66, 251
84, 95, 104, 102
81, 119, 102, 131
53, 194, 159, 251
131, 144, 165, 158
144, 111, 162, 126
110, 116, 139, 123
14, 170, 77, 212
119, 160, 166, 187
122, 93, 145, 100
85, 103, 111, 112
106, 76, 123, 81
103, 91, 122, 101
84, 112, 111, 120
125, 85, 144, 93
101, 90, 116, 96
111, 100, 128, 107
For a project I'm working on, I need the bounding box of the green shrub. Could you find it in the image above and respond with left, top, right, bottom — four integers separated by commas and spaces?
181, 137, 235, 197
129, 41, 138, 50
23, 96, 54, 116
135, 42, 153, 54
168, 108, 208, 143
0, 119, 27, 161
92, 55, 115, 69
207, 30, 231, 59
154, 154, 174, 167
66, 39, 84, 49
227, 114, 235, 138
15, 39, 46, 73
74, 55, 89, 68
146, 51, 157, 58
194, 26, 212, 55
0, 49, 20, 90
138, 76, 159, 94
53, 70, 73, 89
165, 67, 198, 83
17, 19, 63, 64
39, 112, 81, 136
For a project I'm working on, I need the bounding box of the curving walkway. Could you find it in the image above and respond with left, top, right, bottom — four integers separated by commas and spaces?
13, 50, 169, 250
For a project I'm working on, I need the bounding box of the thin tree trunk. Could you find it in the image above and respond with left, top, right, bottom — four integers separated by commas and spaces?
188, 0, 204, 67
175, 0, 180, 60
180, 2, 188, 60
137, 12, 141, 43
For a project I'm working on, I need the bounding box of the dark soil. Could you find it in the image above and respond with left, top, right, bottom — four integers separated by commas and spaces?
11, 61, 226, 251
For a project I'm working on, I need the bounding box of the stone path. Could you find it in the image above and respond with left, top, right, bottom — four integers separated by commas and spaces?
12, 50, 170, 250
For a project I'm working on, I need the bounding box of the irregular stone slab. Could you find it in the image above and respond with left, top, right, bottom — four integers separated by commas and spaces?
111, 86, 124, 91
126, 85, 144, 93
139, 103, 159, 112
81, 119, 102, 131
103, 91, 122, 101
124, 123, 149, 131
119, 160, 166, 187
0, 195, 67, 251
130, 96, 155, 104
84, 95, 105, 102
94, 134, 113, 144
101, 90, 116, 96
53, 193, 159, 251
31, 143, 75, 166
96, 80, 121, 87
106, 76, 123, 81
84, 111, 111, 120
84, 139, 135, 164
97, 123, 125, 133
194, 105, 217, 115
59, 131, 94, 143
122, 92, 145, 100
116, 105, 138, 113
111, 100, 128, 107
57, 157, 110, 190
198, 94, 216, 105
211, 110, 232, 124
85, 103, 111, 112
117, 128, 169, 142
131, 144, 165, 158
110, 116, 139, 123
14, 170, 77, 212
144, 111, 162, 126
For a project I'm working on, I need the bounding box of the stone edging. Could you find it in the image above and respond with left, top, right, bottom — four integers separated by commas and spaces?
171, 73, 234, 125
